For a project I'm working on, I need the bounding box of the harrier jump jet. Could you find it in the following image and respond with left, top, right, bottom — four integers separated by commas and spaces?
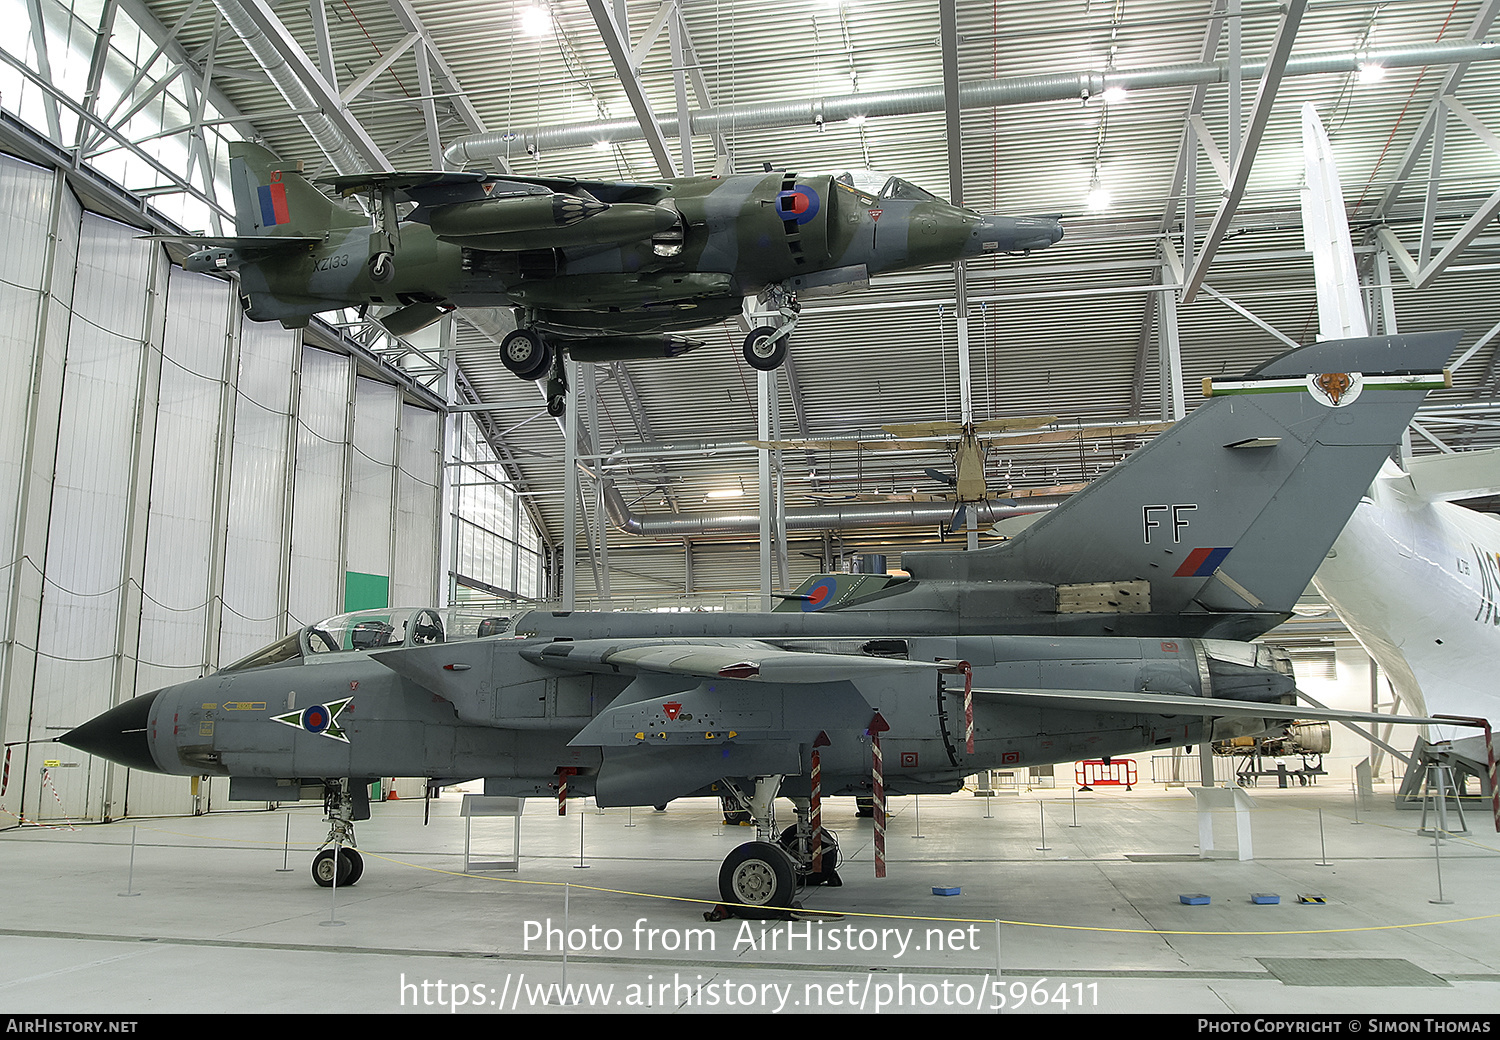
163, 143, 1062, 415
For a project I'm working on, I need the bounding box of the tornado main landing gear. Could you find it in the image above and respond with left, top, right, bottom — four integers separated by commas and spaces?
714, 775, 839, 917
311, 779, 367, 888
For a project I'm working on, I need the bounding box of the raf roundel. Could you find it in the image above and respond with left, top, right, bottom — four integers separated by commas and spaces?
801, 576, 839, 612
301, 705, 331, 735
774, 187, 821, 226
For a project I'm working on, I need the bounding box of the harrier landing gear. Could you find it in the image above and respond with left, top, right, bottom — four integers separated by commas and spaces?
741, 285, 800, 371
501, 315, 570, 417
500, 327, 553, 381
311, 779, 366, 888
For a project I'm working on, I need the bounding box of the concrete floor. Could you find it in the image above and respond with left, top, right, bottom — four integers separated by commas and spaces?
2, 780, 1497, 1015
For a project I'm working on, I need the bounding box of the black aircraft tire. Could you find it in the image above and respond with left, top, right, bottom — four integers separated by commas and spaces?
501, 329, 552, 380
369, 251, 395, 284
777, 825, 840, 886
719, 841, 796, 917
312, 848, 352, 888
546, 395, 567, 417
340, 847, 364, 886
742, 327, 787, 370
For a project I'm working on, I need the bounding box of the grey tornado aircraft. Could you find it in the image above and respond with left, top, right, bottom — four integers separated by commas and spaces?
63, 333, 1461, 911
158, 143, 1063, 415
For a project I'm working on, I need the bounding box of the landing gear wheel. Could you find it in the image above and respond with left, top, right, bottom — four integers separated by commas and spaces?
546, 395, 567, 417
718, 841, 796, 917
500, 328, 552, 381
340, 847, 364, 885
778, 825, 841, 887
742, 327, 787, 370
368, 251, 395, 284
312, 847, 352, 888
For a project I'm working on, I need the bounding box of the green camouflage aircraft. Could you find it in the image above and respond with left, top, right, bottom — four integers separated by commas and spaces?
171, 142, 1062, 414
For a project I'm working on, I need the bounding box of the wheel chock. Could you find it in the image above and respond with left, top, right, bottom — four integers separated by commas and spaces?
1251, 893, 1280, 904
932, 886, 961, 896
1179, 893, 1210, 905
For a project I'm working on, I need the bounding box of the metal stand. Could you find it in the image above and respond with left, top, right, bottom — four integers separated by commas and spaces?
1418, 763, 1470, 838
461, 795, 524, 872
1190, 786, 1257, 860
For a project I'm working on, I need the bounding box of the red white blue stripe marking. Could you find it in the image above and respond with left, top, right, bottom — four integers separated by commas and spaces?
1174, 547, 1232, 578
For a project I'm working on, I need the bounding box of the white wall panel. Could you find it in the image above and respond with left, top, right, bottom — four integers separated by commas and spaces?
394, 404, 440, 606
346, 378, 398, 602
288, 346, 348, 627
219, 320, 296, 665
0, 155, 76, 829
138, 267, 230, 696
33, 213, 161, 821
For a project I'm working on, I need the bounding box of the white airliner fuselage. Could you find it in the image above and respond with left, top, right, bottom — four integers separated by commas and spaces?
1299, 100, 1499, 732
1315, 461, 1500, 732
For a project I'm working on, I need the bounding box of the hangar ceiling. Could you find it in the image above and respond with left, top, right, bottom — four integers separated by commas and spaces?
15, 0, 1500, 604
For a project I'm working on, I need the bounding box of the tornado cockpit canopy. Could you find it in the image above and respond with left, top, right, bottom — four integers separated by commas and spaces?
219, 606, 516, 672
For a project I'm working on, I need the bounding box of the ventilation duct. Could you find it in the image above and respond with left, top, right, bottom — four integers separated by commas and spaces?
600, 479, 1062, 539
446, 41, 1500, 166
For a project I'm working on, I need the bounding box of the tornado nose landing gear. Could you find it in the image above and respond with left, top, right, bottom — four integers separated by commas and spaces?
311, 779, 368, 888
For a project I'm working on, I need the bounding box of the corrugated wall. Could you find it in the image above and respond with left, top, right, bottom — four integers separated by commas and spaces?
0, 151, 441, 826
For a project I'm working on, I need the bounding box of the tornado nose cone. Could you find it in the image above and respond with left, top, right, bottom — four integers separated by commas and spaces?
60, 691, 161, 773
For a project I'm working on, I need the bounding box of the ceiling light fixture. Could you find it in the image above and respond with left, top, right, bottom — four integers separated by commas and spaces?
519, 5, 553, 38
1086, 173, 1111, 212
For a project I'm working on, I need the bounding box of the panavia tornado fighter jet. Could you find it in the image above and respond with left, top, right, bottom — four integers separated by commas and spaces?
63, 334, 1465, 911
164, 143, 1061, 415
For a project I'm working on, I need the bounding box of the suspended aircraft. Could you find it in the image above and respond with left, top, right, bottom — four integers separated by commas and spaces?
158, 143, 1062, 415
1299, 102, 1500, 735
61, 331, 1466, 911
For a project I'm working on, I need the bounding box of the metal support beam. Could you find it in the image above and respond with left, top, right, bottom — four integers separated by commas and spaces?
1158, 261, 1185, 421
586, 0, 677, 178
1377, 96, 1500, 290
211, 0, 392, 174
1371, 0, 1500, 221
1180, 0, 1306, 304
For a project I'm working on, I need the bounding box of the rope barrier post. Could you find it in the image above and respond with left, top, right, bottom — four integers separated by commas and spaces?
869, 711, 890, 879
276, 812, 294, 872
119, 824, 141, 898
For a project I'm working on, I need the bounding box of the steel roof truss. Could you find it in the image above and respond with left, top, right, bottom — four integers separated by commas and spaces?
1180, 0, 1306, 305
586, 0, 676, 178
1377, 96, 1500, 292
